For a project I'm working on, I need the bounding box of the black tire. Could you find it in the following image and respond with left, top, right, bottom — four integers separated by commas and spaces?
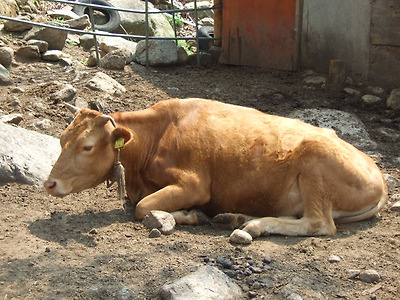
73, 0, 121, 32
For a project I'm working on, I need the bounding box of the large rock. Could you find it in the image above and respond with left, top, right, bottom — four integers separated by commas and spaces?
288, 109, 377, 151
3, 16, 33, 32
159, 266, 244, 300
135, 40, 179, 66
86, 72, 126, 96
0, 122, 60, 186
109, 0, 174, 37
24, 23, 68, 50
99, 36, 138, 63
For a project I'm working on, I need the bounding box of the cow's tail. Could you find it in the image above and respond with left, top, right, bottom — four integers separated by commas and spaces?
335, 182, 389, 224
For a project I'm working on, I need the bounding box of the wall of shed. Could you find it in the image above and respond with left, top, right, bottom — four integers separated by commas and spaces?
300, 0, 371, 81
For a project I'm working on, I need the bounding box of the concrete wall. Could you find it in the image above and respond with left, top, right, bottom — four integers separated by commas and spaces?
301, 0, 371, 81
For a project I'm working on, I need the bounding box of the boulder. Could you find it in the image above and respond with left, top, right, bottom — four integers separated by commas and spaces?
135, 40, 179, 66
100, 50, 126, 70
86, 72, 126, 96
24, 23, 68, 50
288, 109, 377, 151
109, 0, 174, 37
65, 14, 90, 30
159, 265, 244, 300
47, 9, 80, 20
99, 36, 138, 63
0, 122, 60, 186
183, 1, 214, 20
3, 16, 33, 32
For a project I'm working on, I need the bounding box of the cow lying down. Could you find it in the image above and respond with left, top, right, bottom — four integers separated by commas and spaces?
44, 98, 388, 243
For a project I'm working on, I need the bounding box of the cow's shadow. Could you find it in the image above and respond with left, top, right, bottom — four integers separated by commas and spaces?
28, 204, 381, 248
27, 206, 136, 247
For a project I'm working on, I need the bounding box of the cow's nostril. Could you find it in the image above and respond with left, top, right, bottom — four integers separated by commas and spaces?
44, 180, 56, 189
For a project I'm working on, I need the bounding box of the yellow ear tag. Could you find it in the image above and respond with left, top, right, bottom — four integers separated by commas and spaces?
114, 137, 125, 149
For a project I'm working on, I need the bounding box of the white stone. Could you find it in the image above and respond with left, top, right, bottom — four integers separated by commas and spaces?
229, 229, 252, 244
362, 94, 382, 104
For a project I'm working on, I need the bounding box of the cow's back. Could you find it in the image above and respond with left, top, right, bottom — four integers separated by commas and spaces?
146, 99, 348, 217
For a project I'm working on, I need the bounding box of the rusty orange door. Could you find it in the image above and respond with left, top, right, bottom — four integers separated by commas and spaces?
220, 0, 299, 71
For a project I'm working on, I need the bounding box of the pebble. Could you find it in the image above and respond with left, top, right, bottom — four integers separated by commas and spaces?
361, 94, 382, 104
224, 270, 236, 278
328, 255, 341, 263
10, 87, 24, 93
391, 200, 400, 211
344, 87, 361, 96
359, 269, 380, 283
303, 75, 326, 85
89, 228, 98, 235
248, 291, 257, 298
217, 257, 233, 269
229, 229, 252, 244
149, 228, 161, 238
347, 269, 360, 279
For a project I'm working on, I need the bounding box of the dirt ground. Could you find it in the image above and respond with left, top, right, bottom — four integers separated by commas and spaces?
1, 34, 400, 299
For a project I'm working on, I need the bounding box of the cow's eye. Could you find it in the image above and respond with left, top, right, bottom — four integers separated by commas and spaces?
83, 145, 93, 151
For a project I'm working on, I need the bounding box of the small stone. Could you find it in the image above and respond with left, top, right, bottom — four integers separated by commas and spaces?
224, 270, 236, 278
344, 87, 361, 96
216, 257, 233, 269
347, 269, 360, 279
26, 40, 49, 53
0, 113, 23, 125
303, 75, 326, 85
89, 228, 98, 234
35, 119, 52, 130
142, 210, 175, 235
263, 258, 272, 264
10, 87, 24, 93
359, 269, 380, 283
248, 291, 257, 298
42, 50, 64, 61
53, 83, 76, 102
229, 229, 252, 244
391, 200, 400, 211
45, 246, 51, 253
362, 94, 381, 104
149, 228, 162, 238
328, 255, 341, 263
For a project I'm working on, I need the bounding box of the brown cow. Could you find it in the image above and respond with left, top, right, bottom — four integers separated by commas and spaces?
44, 98, 388, 243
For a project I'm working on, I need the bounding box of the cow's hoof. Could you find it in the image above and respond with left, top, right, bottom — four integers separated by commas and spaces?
212, 213, 247, 229
194, 210, 211, 225
229, 229, 252, 244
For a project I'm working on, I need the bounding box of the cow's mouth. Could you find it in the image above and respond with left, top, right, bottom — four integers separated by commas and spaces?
44, 179, 70, 197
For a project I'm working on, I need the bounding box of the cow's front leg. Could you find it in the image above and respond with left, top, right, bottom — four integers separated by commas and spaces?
134, 184, 210, 224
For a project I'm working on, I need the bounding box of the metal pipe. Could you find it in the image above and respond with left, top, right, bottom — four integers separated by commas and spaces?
87, 0, 100, 67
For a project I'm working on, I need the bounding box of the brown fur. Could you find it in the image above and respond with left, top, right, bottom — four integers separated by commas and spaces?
44, 98, 388, 241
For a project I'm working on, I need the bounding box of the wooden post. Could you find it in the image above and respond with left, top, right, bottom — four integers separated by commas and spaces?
213, 0, 222, 47
326, 59, 345, 96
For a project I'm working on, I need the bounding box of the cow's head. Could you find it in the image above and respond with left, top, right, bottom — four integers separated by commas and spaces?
44, 104, 132, 197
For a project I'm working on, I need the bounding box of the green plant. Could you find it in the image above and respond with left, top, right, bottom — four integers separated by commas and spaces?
166, 12, 184, 28
177, 40, 194, 55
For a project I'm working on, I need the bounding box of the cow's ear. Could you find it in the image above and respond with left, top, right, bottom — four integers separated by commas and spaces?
111, 127, 133, 148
